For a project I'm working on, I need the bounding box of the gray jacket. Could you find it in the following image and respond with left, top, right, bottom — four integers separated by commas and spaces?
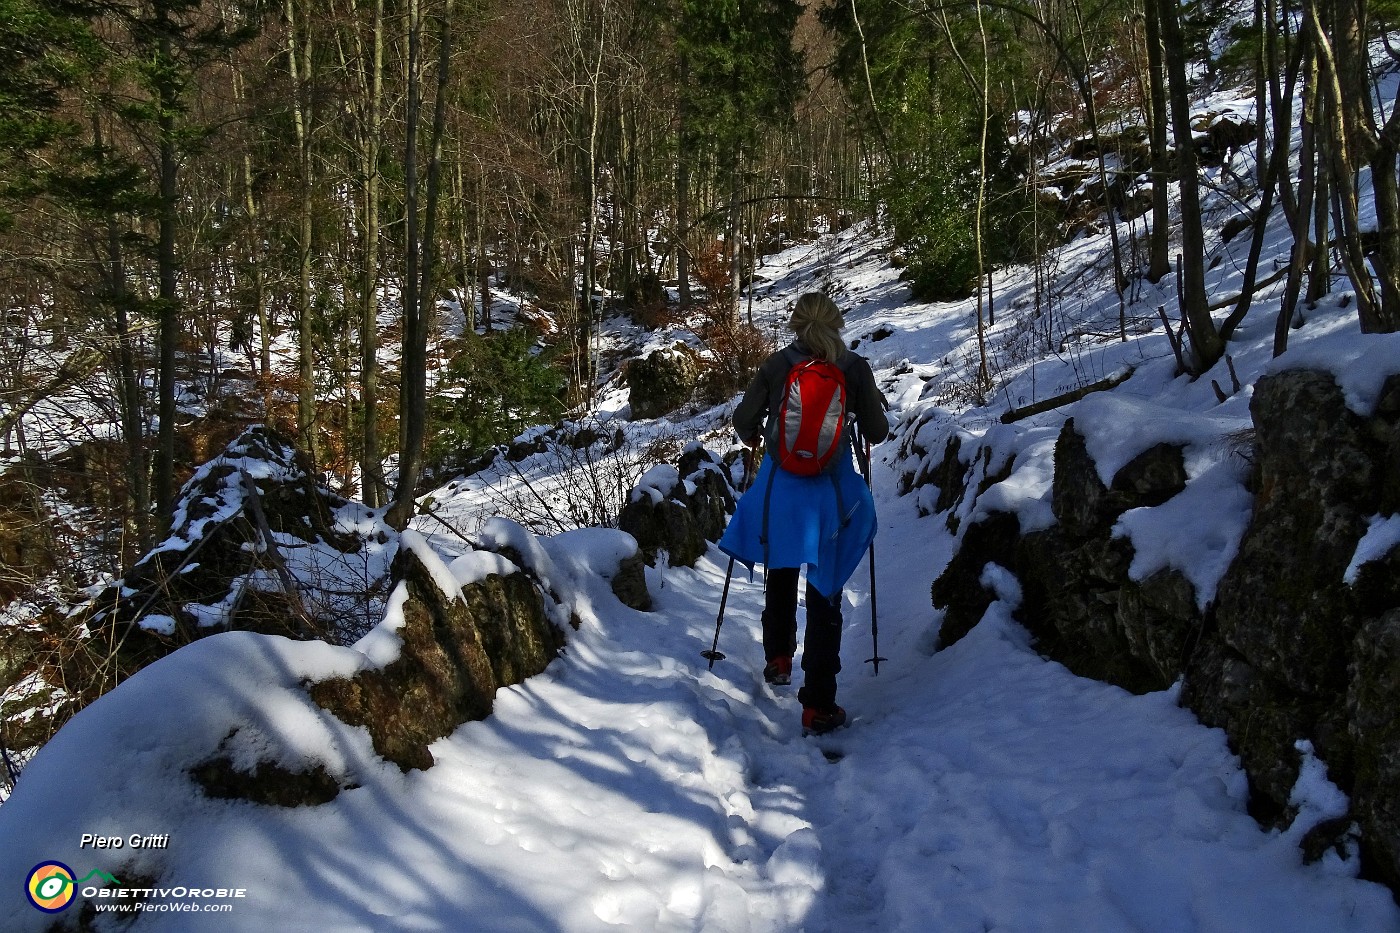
733, 341, 889, 450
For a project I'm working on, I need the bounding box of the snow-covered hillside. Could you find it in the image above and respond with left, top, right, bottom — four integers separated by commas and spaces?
4, 202, 1400, 930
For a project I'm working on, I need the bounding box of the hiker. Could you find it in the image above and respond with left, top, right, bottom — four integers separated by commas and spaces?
717, 292, 889, 735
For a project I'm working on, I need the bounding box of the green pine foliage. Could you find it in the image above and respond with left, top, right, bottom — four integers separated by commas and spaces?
821, 0, 1037, 301
0, 0, 101, 225
675, 0, 804, 164
427, 328, 567, 474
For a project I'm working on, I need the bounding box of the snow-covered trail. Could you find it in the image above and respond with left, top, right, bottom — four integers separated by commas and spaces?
4, 441, 1396, 933
629, 457, 1400, 933
7, 217, 1400, 929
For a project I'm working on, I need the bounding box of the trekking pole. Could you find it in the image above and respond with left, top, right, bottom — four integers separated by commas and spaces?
702, 560, 735, 667
701, 444, 758, 668
859, 438, 887, 674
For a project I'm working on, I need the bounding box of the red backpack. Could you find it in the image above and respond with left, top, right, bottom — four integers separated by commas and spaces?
773, 356, 848, 476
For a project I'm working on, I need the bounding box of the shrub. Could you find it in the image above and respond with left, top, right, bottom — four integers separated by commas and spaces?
427, 328, 566, 475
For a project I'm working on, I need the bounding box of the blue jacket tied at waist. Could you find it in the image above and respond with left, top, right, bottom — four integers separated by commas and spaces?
718, 440, 876, 600
717, 340, 887, 600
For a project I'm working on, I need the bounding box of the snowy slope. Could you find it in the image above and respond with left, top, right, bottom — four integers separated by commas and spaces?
3, 214, 1400, 931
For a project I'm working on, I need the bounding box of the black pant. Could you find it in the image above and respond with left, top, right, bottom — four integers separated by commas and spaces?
761, 567, 843, 710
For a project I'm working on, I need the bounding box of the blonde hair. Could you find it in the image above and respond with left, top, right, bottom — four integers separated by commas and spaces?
788, 292, 846, 363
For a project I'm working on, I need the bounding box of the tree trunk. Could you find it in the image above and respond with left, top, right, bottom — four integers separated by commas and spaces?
1142, 0, 1172, 282
154, 28, 180, 528
1277, 36, 1319, 356
95, 111, 151, 556
974, 0, 992, 383
388, 0, 453, 530
360, 0, 386, 507
286, 0, 320, 470
1305, 0, 1395, 330
1219, 0, 1295, 342
478, 160, 491, 331
389, 0, 424, 530
578, 0, 607, 401
676, 53, 692, 311
728, 156, 742, 319
1157, 0, 1223, 372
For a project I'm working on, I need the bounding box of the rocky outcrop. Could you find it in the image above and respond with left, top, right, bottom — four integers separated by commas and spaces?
924, 367, 1400, 892
2, 427, 384, 773
624, 345, 699, 419
1183, 370, 1400, 889
305, 543, 564, 774
609, 549, 653, 611
617, 445, 734, 567
191, 538, 568, 803
932, 421, 1195, 694
70, 426, 378, 678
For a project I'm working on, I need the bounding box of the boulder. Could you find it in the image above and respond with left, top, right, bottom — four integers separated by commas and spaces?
609, 549, 653, 611
1215, 370, 1378, 696
1051, 419, 1116, 535
306, 544, 563, 773
1017, 421, 1192, 692
925, 364, 1400, 893
74, 425, 374, 680
617, 446, 734, 567
1052, 420, 1186, 536
624, 346, 699, 419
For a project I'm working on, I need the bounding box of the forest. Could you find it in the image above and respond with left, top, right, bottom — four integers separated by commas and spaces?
2, 0, 1400, 665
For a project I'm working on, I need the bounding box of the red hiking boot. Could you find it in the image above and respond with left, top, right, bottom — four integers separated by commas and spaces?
801, 704, 848, 736
763, 656, 792, 686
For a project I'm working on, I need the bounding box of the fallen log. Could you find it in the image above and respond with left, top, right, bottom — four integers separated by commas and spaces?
1000, 366, 1135, 424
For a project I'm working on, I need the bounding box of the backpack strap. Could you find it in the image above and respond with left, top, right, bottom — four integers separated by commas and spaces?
760, 454, 778, 567
764, 345, 804, 450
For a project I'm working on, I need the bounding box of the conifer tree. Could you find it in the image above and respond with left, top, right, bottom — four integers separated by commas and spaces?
673, 0, 803, 312
0, 0, 100, 226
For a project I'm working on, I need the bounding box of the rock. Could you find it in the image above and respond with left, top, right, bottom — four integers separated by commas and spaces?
72, 426, 374, 681
923, 363, 1400, 897
931, 510, 1022, 648
1052, 420, 1187, 536
1017, 526, 1166, 691
1182, 636, 1334, 825
1215, 370, 1377, 696
192, 754, 345, 807
617, 446, 734, 567
1196, 116, 1256, 167
1051, 419, 1115, 535
307, 543, 563, 773
1349, 609, 1400, 890
932, 435, 970, 518
1222, 213, 1254, 244
1110, 442, 1187, 508
609, 549, 653, 611
896, 431, 967, 516
1116, 568, 1200, 687
623, 346, 699, 419
185, 541, 567, 805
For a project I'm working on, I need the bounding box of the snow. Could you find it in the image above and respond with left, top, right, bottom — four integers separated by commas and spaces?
632, 464, 682, 504
401, 529, 464, 602
1345, 513, 1400, 584
1114, 454, 1254, 609
1264, 329, 1400, 416
3, 469, 1397, 931
5, 67, 1400, 933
